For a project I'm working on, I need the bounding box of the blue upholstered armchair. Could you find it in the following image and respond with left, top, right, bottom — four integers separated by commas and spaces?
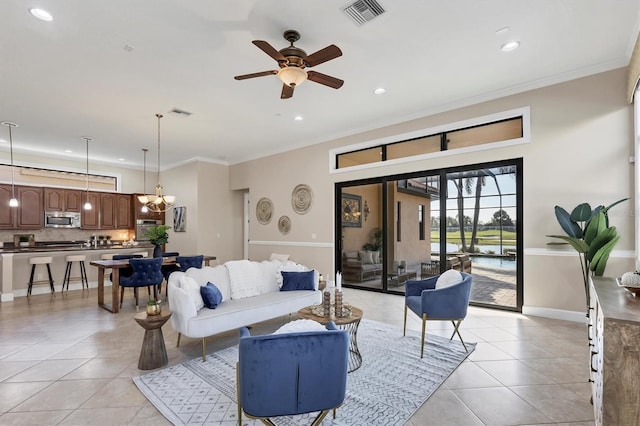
404, 271, 472, 358
237, 322, 349, 425
176, 255, 204, 272
119, 257, 164, 308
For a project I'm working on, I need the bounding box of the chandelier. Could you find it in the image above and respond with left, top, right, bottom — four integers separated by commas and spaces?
137, 114, 175, 212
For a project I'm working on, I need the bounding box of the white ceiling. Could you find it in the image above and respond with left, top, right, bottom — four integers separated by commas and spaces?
1, 0, 638, 170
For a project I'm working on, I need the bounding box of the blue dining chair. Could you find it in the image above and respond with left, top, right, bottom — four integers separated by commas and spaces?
158, 252, 180, 296
404, 271, 473, 358
176, 255, 204, 272
237, 322, 349, 425
119, 257, 164, 307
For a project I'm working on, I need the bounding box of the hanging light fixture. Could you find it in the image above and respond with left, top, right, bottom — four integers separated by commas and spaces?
140, 148, 149, 213
137, 114, 175, 212
1, 121, 19, 207
81, 136, 93, 210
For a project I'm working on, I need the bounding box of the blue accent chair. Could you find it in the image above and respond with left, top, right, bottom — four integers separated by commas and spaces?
110, 254, 143, 282
176, 255, 204, 272
404, 272, 473, 358
237, 322, 349, 425
119, 257, 164, 307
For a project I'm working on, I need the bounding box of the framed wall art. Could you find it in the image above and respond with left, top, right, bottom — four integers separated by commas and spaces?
173, 206, 186, 232
341, 193, 362, 227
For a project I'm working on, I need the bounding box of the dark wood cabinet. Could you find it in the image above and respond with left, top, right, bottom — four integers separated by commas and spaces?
81, 192, 100, 229
44, 188, 83, 212
100, 193, 117, 229
0, 184, 16, 228
17, 186, 44, 229
116, 194, 133, 229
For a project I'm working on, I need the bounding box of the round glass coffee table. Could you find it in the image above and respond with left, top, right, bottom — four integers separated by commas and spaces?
297, 305, 363, 373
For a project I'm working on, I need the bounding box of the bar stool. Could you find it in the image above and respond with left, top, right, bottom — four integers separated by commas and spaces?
62, 254, 89, 292
28, 256, 55, 298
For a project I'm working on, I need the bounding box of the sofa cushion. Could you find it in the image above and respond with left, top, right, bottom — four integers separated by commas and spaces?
256, 260, 280, 294
276, 261, 309, 287
200, 282, 223, 309
225, 260, 264, 300
269, 253, 290, 262
371, 251, 380, 264
359, 250, 374, 265
273, 319, 326, 334
344, 251, 358, 261
281, 270, 315, 291
180, 276, 204, 311
186, 266, 231, 301
436, 270, 463, 289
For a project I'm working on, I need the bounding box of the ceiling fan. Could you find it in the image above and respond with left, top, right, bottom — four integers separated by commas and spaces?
234, 30, 343, 99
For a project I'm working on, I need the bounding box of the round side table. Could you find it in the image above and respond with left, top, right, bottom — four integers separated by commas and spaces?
297, 305, 363, 373
134, 310, 172, 370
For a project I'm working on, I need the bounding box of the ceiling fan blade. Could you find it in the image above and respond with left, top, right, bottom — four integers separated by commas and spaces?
281, 84, 294, 99
306, 71, 344, 89
304, 45, 342, 67
252, 40, 287, 62
234, 70, 278, 80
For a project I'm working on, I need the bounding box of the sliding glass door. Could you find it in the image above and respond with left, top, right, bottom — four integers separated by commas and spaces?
336, 159, 522, 311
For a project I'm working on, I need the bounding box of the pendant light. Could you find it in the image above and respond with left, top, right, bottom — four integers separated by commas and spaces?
81, 137, 93, 210
1, 122, 19, 207
140, 148, 149, 213
137, 114, 175, 212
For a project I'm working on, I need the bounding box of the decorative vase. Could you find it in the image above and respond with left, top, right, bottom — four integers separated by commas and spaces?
146, 303, 161, 316
153, 245, 162, 258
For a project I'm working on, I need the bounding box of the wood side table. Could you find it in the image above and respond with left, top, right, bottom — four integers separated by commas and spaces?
134, 310, 172, 370
297, 305, 363, 372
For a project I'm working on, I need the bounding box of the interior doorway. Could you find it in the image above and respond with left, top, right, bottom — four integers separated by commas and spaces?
336, 158, 522, 312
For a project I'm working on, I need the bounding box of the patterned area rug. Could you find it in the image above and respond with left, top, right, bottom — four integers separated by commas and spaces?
133, 319, 475, 426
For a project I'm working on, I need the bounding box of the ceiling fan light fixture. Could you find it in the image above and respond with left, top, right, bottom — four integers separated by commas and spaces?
277, 66, 307, 87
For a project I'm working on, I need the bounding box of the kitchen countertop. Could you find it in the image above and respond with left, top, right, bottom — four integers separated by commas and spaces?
0, 244, 153, 254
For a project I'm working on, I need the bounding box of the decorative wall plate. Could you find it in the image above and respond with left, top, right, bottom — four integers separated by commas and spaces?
278, 215, 291, 235
256, 197, 274, 225
291, 184, 313, 215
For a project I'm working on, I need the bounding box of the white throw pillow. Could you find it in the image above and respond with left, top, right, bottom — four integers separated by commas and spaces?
179, 276, 205, 310
273, 319, 327, 335
435, 270, 463, 289
269, 253, 290, 262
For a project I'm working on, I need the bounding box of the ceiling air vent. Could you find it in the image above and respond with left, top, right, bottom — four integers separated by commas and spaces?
343, 0, 385, 26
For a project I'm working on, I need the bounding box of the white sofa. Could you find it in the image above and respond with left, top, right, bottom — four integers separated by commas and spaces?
167, 259, 321, 360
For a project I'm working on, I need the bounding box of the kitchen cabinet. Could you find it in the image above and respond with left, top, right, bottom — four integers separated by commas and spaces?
116, 194, 133, 229
0, 185, 43, 229
589, 277, 640, 425
44, 188, 83, 212
99, 193, 117, 229
81, 192, 100, 229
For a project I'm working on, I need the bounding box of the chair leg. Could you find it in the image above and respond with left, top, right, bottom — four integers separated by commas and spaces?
450, 320, 468, 352
62, 262, 71, 292
134, 287, 139, 307
28, 265, 36, 299
421, 313, 427, 358
236, 362, 242, 426
176, 333, 181, 347
46, 264, 55, 296
202, 337, 207, 362
120, 287, 125, 308
80, 261, 89, 290
403, 305, 408, 336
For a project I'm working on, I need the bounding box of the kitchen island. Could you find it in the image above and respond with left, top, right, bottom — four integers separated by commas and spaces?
0, 244, 153, 302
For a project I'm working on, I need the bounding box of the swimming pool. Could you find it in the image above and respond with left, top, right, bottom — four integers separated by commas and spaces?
471, 255, 516, 269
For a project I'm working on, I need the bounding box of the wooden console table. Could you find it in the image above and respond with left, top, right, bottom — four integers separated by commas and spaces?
134, 310, 172, 370
589, 277, 640, 425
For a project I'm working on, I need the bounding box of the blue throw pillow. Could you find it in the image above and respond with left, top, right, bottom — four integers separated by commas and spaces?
200, 282, 223, 309
281, 270, 315, 291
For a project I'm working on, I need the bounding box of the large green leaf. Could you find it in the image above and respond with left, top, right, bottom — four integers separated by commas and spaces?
590, 236, 620, 276
603, 198, 629, 213
547, 235, 589, 253
584, 211, 606, 246
570, 203, 592, 222
586, 226, 617, 261
554, 206, 582, 238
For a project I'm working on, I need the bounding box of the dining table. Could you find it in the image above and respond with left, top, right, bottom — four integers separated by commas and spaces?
90, 255, 216, 313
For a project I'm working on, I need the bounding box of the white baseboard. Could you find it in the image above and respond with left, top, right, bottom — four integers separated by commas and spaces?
1, 293, 15, 302
10, 281, 110, 299
522, 305, 587, 324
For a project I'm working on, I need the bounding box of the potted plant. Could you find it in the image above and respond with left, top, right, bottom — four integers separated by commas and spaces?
144, 224, 169, 258
146, 299, 162, 316
547, 198, 627, 316
362, 227, 383, 252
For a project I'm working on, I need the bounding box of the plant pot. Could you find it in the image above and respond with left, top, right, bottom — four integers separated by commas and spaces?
153, 245, 162, 258
146, 304, 161, 316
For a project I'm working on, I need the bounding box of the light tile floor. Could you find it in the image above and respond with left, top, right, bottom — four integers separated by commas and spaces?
0, 287, 594, 425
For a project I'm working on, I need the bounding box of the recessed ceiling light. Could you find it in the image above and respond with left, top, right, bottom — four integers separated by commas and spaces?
294, 115, 303, 121
501, 41, 520, 52
374, 88, 386, 95
118, 158, 126, 162
64, 149, 73, 153
0, 139, 6, 143
29, 8, 53, 22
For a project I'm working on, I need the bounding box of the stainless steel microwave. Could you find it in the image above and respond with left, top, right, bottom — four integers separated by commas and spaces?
44, 211, 81, 228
